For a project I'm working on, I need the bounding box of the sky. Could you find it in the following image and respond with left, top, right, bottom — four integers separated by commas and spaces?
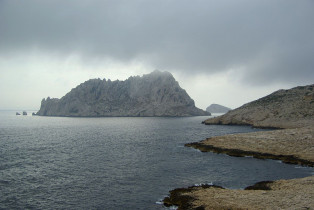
0, 0, 313, 110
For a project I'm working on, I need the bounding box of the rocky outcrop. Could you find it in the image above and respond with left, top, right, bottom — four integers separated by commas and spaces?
37, 70, 210, 117
203, 84, 314, 128
164, 176, 314, 210
163, 184, 224, 209
206, 104, 231, 113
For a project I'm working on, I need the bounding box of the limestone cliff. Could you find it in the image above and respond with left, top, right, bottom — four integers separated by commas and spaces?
37, 71, 210, 117
203, 84, 314, 128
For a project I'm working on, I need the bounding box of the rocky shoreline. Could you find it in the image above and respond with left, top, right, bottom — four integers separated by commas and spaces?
163, 84, 314, 209
186, 142, 313, 167
163, 176, 314, 210
164, 126, 314, 209
186, 126, 314, 167
163, 127, 314, 209
163, 184, 224, 209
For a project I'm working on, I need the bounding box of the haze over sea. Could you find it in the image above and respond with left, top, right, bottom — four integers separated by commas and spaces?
1, 111, 313, 209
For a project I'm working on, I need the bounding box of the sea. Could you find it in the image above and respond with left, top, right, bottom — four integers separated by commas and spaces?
0, 111, 313, 209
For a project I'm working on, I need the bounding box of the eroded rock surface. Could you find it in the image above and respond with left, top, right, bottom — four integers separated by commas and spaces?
186, 126, 314, 166
165, 176, 314, 210
204, 84, 314, 128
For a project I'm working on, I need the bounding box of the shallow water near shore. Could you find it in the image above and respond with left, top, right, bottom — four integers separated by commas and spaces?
1, 111, 313, 209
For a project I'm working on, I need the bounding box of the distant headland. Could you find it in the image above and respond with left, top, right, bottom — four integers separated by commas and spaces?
206, 104, 231, 114
204, 84, 314, 129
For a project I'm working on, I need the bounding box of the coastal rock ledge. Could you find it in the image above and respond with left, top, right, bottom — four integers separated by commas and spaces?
186, 125, 314, 167
37, 70, 210, 117
164, 176, 314, 210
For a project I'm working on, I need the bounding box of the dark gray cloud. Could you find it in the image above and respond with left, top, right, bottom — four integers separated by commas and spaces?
1, 0, 313, 85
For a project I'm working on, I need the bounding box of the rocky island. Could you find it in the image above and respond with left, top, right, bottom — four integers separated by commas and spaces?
36, 71, 209, 117
164, 84, 314, 209
206, 103, 231, 113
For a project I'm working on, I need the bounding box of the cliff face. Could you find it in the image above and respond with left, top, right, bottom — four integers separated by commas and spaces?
204, 84, 314, 128
37, 71, 210, 117
206, 104, 231, 113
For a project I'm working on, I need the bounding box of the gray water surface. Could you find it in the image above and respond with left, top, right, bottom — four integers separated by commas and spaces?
0, 111, 312, 209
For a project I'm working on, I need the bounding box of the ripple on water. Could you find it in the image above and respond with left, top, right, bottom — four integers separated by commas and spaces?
0, 112, 313, 209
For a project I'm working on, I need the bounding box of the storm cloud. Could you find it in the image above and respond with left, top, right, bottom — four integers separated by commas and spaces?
1, 0, 313, 85
1, 0, 314, 110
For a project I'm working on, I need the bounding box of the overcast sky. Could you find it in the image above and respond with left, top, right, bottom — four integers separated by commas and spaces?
0, 0, 313, 110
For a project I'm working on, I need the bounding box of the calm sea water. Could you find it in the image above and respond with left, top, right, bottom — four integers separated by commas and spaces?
0, 111, 312, 209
